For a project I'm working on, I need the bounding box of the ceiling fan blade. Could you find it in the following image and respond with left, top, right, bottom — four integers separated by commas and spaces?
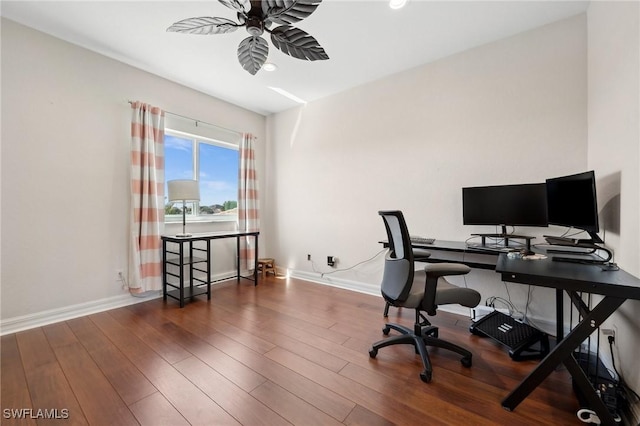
167, 17, 241, 34
237, 36, 269, 75
263, 0, 322, 25
218, 0, 250, 15
270, 26, 329, 61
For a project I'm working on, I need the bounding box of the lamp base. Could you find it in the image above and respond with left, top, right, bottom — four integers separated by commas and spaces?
174, 233, 192, 238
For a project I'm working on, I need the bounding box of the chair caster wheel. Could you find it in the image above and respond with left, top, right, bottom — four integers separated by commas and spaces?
382, 326, 390, 335
420, 371, 432, 383
461, 357, 472, 368
369, 348, 378, 358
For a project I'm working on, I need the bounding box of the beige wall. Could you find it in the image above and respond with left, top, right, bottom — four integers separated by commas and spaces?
265, 15, 587, 325
588, 0, 640, 414
0, 18, 266, 322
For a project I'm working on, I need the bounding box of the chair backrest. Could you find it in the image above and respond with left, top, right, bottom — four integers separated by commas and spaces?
379, 210, 415, 303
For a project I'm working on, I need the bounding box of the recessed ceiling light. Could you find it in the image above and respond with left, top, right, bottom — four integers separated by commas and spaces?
389, 0, 408, 10
268, 87, 307, 104
263, 63, 278, 72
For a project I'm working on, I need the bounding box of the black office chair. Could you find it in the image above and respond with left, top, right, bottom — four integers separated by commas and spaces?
369, 210, 481, 382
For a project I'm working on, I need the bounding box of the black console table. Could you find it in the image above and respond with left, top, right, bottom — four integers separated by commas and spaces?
161, 231, 259, 307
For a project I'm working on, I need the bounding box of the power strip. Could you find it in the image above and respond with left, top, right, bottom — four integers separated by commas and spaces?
472, 305, 510, 321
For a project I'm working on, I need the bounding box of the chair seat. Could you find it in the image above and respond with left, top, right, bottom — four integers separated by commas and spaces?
393, 269, 481, 311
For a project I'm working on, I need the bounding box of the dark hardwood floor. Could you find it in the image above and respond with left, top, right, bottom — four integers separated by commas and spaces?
1, 276, 581, 425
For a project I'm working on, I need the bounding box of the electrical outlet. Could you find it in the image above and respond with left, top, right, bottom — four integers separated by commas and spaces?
116, 270, 123, 282
307, 254, 311, 261
602, 328, 615, 339
327, 256, 336, 267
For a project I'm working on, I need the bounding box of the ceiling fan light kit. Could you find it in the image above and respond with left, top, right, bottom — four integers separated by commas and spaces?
167, 0, 329, 75
389, 0, 408, 10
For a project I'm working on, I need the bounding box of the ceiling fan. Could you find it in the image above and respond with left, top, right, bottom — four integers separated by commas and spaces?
167, 0, 329, 75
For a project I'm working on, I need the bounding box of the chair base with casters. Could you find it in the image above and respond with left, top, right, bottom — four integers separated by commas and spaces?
370, 307, 473, 383
369, 282, 473, 383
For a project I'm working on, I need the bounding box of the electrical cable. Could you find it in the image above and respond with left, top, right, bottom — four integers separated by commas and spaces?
320, 249, 387, 277
605, 334, 640, 424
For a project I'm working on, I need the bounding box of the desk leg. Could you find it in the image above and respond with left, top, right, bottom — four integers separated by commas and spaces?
162, 240, 167, 301
237, 236, 241, 283
189, 241, 194, 301
206, 239, 211, 300
502, 296, 624, 414
179, 242, 185, 308
254, 234, 259, 286
556, 288, 564, 341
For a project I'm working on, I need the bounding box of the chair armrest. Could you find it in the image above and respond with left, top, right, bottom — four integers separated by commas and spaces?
413, 248, 432, 260
423, 263, 470, 277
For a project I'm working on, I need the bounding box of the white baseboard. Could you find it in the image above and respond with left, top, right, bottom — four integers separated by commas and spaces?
0, 270, 243, 336
289, 269, 381, 297
0, 292, 162, 336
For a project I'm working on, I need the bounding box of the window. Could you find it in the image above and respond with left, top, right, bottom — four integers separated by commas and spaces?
164, 123, 240, 222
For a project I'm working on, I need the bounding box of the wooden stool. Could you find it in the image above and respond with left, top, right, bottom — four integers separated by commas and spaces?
257, 258, 276, 279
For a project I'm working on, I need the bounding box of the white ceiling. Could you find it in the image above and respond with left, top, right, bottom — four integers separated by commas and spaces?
1, 0, 589, 115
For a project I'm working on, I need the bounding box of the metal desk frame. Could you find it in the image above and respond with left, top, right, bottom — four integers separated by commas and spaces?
161, 231, 259, 307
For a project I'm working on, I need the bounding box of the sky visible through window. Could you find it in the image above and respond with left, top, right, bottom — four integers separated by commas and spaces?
165, 133, 238, 209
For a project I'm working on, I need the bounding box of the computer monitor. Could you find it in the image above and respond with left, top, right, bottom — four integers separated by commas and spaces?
546, 170, 600, 241
462, 183, 548, 231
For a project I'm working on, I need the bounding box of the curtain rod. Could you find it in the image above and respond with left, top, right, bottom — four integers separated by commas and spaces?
128, 100, 241, 136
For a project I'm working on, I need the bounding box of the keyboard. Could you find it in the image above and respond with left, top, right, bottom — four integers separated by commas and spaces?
410, 236, 435, 245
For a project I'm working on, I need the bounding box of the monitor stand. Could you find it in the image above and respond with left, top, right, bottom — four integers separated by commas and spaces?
550, 242, 613, 265
471, 226, 534, 254
587, 231, 604, 244
543, 232, 610, 264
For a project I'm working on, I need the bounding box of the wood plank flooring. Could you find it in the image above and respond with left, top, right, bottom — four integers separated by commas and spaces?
1, 276, 582, 425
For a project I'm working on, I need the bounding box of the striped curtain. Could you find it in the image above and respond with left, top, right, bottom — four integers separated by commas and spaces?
129, 102, 165, 294
238, 133, 259, 270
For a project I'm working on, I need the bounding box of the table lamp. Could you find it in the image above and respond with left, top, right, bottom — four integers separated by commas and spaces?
167, 179, 200, 237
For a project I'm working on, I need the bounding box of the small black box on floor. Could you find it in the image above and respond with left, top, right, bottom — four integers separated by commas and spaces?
573, 351, 621, 422
469, 310, 549, 361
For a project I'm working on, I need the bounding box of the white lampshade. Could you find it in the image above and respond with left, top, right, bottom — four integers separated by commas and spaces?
167, 180, 200, 202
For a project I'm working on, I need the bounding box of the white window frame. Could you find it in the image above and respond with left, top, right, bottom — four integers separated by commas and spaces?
164, 128, 240, 223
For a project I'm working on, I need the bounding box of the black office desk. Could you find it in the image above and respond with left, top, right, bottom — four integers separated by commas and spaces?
162, 231, 259, 307
496, 254, 640, 426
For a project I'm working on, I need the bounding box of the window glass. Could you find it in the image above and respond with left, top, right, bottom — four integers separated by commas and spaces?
198, 142, 238, 215
164, 129, 238, 221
